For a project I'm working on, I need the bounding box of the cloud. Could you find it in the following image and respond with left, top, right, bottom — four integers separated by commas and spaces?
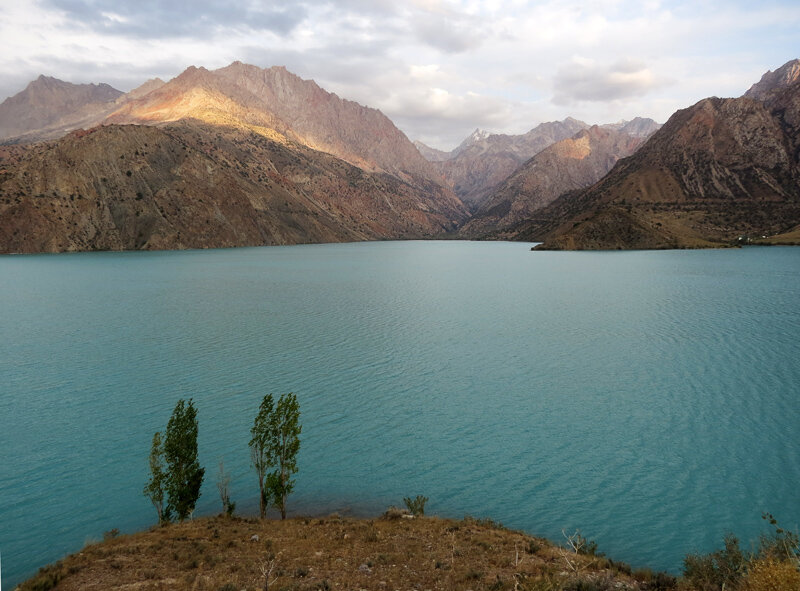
552, 59, 659, 104
44, 0, 308, 38
413, 10, 484, 53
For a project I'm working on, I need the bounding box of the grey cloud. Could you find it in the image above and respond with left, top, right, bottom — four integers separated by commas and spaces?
240, 40, 394, 88
552, 60, 658, 104
414, 12, 484, 54
45, 0, 307, 38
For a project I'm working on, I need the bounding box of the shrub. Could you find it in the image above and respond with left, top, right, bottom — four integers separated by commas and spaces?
403, 495, 428, 516
103, 528, 120, 541
759, 512, 800, 562
683, 534, 748, 591
741, 557, 800, 591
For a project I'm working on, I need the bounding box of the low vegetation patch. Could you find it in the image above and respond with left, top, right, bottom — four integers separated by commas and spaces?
19, 514, 660, 591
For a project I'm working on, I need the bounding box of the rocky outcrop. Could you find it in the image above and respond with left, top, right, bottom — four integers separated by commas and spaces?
512, 61, 800, 250
0, 76, 123, 143
0, 122, 467, 254
744, 59, 800, 101
461, 126, 647, 236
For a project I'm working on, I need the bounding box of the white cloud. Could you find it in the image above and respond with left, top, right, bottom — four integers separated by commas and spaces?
553, 59, 660, 104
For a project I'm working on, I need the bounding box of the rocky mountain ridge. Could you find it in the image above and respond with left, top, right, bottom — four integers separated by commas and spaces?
0, 76, 123, 143
105, 62, 441, 184
461, 125, 648, 236
420, 118, 660, 214
429, 117, 591, 210
510, 60, 800, 249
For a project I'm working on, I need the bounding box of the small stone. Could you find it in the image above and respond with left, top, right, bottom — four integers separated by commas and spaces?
250, 534, 259, 542
358, 563, 372, 574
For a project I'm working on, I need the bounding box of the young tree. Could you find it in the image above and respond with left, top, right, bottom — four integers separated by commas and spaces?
163, 398, 205, 521
250, 393, 275, 519
269, 393, 301, 519
249, 393, 301, 519
143, 431, 170, 524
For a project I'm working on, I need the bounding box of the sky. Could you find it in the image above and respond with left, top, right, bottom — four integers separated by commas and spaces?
0, 0, 798, 150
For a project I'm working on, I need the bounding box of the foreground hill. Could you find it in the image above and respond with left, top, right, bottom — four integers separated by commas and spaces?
512, 59, 800, 250
461, 126, 648, 237
17, 514, 667, 591
0, 122, 466, 253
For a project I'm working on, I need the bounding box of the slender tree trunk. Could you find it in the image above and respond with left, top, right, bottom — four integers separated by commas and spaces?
258, 477, 266, 519
280, 464, 287, 519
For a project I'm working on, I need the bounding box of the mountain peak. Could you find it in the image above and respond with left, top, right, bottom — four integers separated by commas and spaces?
744, 58, 800, 100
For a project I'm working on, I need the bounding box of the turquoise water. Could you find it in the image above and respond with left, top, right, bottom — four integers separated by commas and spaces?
1, 241, 799, 586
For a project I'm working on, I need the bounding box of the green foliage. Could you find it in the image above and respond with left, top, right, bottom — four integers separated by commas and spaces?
250, 393, 274, 519
163, 398, 205, 521
249, 392, 302, 519
683, 534, 748, 591
403, 495, 428, 516
143, 431, 170, 524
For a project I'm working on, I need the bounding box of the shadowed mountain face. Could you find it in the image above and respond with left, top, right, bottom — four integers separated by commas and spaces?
0, 76, 123, 142
510, 60, 800, 250
461, 126, 647, 237
0, 122, 467, 254
428, 118, 591, 211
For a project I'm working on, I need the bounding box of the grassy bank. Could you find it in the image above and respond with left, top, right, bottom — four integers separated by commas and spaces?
18, 513, 672, 591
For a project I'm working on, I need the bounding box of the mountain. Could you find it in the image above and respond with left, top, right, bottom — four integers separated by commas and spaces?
430, 118, 590, 210
601, 117, 662, 138
0, 62, 470, 253
413, 140, 450, 162
511, 60, 800, 250
0, 76, 123, 142
122, 78, 166, 101
744, 59, 800, 100
461, 126, 648, 236
105, 62, 440, 185
0, 121, 466, 254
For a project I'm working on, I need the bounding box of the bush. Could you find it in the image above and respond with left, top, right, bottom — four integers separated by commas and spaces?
741, 557, 800, 591
403, 495, 428, 516
683, 534, 748, 591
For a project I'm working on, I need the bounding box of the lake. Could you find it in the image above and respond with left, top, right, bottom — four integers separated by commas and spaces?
1, 241, 798, 586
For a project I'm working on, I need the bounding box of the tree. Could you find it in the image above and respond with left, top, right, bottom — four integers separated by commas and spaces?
163, 398, 204, 521
216, 459, 235, 517
143, 431, 170, 524
250, 393, 275, 519
249, 393, 301, 519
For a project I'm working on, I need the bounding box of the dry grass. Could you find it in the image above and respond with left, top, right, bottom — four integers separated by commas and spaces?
18, 514, 657, 591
